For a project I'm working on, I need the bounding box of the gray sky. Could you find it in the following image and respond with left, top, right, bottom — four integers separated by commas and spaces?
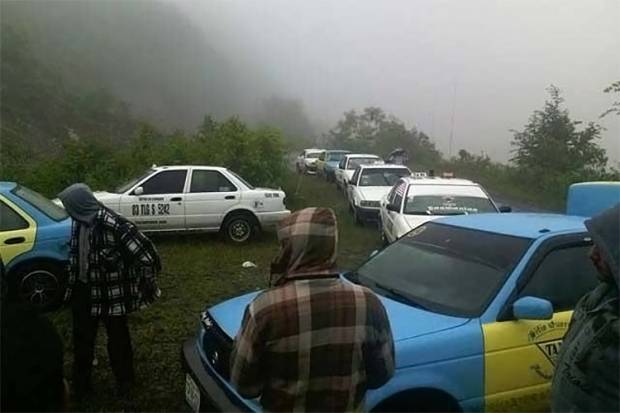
177, 0, 619, 163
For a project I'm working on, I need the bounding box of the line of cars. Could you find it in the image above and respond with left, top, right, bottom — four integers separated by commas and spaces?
297, 148, 511, 245
183, 158, 620, 411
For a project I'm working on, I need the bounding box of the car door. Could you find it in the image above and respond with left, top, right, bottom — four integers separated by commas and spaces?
0, 197, 36, 265
119, 169, 188, 231
383, 181, 406, 242
482, 235, 599, 412
346, 168, 361, 205
336, 158, 347, 188
185, 169, 240, 230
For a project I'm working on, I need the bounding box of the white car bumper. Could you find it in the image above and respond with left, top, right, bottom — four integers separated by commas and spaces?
256, 210, 291, 228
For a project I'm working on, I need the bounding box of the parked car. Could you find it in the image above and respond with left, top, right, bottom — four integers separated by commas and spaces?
315, 150, 351, 181
295, 148, 323, 175
61, 166, 290, 243
346, 164, 411, 225
379, 177, 508, 244
181, 183, 617, 412
0, 182, 71, 310
335, 154, 384, 191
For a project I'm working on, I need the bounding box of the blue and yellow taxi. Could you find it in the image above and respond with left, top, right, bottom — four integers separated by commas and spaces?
182, 182, 619, 412
0, 182, 71, 310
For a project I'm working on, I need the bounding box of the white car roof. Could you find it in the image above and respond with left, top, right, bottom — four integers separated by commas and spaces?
358, 164, 410, 170
152, 165, 229, 173
402, 177, 476, 186
304, 148, 323, 153
345, 153, 382, 159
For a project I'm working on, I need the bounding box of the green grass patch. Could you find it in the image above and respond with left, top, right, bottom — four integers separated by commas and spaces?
49, 171, 381, 412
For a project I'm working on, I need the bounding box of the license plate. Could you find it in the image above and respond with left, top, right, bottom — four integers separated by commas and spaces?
185, 374, 200, 413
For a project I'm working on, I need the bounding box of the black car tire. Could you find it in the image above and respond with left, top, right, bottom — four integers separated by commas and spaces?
222, 213, 257, 244
11, 261, 67, 312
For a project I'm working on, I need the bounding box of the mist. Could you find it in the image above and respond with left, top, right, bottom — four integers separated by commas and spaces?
177, 0, 619, 163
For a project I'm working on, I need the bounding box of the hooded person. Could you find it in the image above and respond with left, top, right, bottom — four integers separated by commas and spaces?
57, 183, 161, 400
551, 204, 619, 412
230, 207, 395, 412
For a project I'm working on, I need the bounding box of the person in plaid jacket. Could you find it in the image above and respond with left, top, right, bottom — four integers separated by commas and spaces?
230, 207, 394, 412
58, 183, 161, 399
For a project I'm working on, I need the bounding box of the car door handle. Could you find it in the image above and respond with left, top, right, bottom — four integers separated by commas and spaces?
4, 237, 25, 245
170, 197, 182, 202
225, 195, 236, 200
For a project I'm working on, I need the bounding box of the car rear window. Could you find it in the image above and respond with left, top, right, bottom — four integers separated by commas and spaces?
13, 186, 68, 221
405, 195, 497, 215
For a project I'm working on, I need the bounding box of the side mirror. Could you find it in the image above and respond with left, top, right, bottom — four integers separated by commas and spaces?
386, 203, 400, 213
499, 205, 512, 213
133, 186, 144, 196
512, 296, 553, 320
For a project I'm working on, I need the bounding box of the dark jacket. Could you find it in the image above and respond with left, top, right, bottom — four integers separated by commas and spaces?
65, 207, 161, 316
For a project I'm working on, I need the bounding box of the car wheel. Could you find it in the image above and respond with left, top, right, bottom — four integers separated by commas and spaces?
13, 262, 66, 311
223, 214, 256, 243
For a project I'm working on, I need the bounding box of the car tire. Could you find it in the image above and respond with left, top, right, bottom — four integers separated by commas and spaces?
11, 261, 67, 312
373, 391, 461, 412
222, 213, 257, 244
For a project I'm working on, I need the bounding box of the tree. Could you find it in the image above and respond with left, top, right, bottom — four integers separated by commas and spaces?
600, 80, 620, 118
325, 107, 441, 166
510, 86, 607, 177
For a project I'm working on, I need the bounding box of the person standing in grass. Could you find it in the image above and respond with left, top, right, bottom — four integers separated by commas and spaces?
58, 183, 161, 399
230, 207, 395, 411
551, 204, 619, 412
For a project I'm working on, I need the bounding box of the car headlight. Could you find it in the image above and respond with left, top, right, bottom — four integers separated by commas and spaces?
360, 200, 380, 208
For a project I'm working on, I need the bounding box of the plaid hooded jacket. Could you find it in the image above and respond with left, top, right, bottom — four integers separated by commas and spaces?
230, 208, 395, 412
65, 207, 161, 316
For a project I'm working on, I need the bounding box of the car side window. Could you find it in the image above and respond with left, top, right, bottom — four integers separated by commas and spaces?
139, 170, 187, 195
319, 152, 325, 161
0, 202, 29, 231
190, 170, 237, 193
351, 168, 361, 185
519, 244, 599, 312
338, 159, 346, 169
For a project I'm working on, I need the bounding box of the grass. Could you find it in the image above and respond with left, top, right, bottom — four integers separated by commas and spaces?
49, 171, 382, 412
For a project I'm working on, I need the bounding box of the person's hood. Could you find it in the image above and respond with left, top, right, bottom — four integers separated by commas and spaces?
269, 207, 338, 286
358, 186, 392, 202
57, 183, 101, 224
585, 204, 619, 286
209, 288, 469, 345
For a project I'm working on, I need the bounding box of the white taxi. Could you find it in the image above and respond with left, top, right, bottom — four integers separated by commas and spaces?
295, 149, 323, 175
334, 154, 383, 191
88, 166, 289, 243
346, 164, 411, 225
379, 177, 508, 243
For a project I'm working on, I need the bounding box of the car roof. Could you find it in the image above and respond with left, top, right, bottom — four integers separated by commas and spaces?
325, 149, 351, 153
304, 148, 323, 152
152, 165, 229, 172
0, 182, 17, 193
359, 164, 410, 170
435, 213, 587, 239
403, 177, 476, 186
345, 153, 381, 159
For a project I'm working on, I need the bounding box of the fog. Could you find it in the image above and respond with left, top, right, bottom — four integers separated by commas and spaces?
177, 0, 619, 163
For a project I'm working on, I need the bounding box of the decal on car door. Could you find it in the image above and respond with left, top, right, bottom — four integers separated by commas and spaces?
482, 311, 572, 412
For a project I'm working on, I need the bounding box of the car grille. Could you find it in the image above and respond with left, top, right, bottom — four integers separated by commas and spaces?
200, 312, 233, 379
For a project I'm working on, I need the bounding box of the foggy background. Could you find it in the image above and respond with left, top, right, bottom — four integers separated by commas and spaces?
180, 0, 619, 162
2, 0, 618, 163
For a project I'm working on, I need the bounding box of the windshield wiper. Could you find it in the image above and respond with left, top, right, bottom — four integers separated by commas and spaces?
371, 281, 428, 310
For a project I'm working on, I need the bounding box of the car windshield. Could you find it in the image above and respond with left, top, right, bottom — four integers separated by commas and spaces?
347, 157, 379, 170
327, 152, 348, 162
306, 152, 321, 159
230, 171, 255, 190
114, 169, 154, 193
13, 186, 68, 221
349, 223, 532, 317
359, 168, 410, 186
405, 194, 497, 215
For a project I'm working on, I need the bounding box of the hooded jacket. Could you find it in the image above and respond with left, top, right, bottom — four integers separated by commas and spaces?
551, 204, 619, 412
